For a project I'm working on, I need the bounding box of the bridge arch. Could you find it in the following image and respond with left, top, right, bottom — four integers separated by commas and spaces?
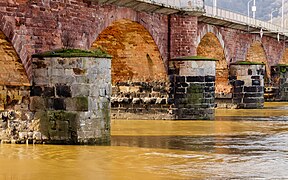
90, 18, 167, 84
197, 31, 232, 95
197, 25, 228, 61
246, 40, 270, 78
0, 30, 30, 86
0, 15, 31, 83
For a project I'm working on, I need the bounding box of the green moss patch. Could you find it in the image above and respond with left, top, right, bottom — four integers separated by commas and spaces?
275, 64, 288, 67
75, 97, 89, 111
32, 48, 112, 58
231, 61, 265, 65
171, 56, 218, 61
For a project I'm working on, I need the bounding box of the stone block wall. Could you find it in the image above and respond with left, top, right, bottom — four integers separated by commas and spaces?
270, 65, 288, 101
230, 63, 265, 109
111, 81, 173, 120
0, 85, 34, 143
30, 55, 111, 144
170, 58, 216, 120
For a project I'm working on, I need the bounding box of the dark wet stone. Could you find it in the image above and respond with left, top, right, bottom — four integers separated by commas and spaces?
30, 86, 43, 96
56, 85, 71, 97
205, 76, 215, 82
235, 80, 245, 87
53, 98, 66, 110
176, 76, 186, 83
43, 87, 55, 97
186, 76, 205, 82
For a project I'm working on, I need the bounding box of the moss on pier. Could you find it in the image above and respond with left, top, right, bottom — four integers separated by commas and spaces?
32, 48, 112, 58
172, 56, 218, 61
231, 61, 265, 65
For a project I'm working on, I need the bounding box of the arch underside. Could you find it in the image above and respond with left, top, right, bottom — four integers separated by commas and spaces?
91, 19, 167, 84
246, 41, 270, 78
0, 31, 30, 86
197, 32, 232, 95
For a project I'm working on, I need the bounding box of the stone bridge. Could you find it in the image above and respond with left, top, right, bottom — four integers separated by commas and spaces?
1, 0, 287, 85
1, 0, 288, 143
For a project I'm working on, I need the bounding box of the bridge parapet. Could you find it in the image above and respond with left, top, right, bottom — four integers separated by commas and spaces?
94, 0, 205, 15
203, 5, 288, 39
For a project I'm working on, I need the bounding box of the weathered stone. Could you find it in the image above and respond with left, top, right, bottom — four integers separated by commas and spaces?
30, 97, 46, 111
53, 98, 66, 110
30, 86, 43, 96
56, 85, 71, 97
43, 87, 55, 97
65, 97, 88, 111
230, 64, 265, 109
72, 84, 90, 97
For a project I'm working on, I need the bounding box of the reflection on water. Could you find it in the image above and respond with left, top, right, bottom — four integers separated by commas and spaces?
1, 102, 288, 179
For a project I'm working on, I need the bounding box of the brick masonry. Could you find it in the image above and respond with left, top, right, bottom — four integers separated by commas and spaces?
197, 23, 286, 71
0, 0, 287, 83
197, 32, 232, 96
0, 0, 169, 81
91, 19, 167, 84
0, 31, 29, 86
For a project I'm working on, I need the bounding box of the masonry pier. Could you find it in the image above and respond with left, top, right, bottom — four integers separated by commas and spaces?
230, 62, 265, 109
170, 57, 217, 120
0, 49, 112, 145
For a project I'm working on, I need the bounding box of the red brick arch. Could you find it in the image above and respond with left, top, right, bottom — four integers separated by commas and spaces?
0, 29, 30, 86
246, 40, 270, 77
197, 24, 229, 64
1, 1, 169, 82
197, 32, 232, 94
0, 14, 31, 82
91, 18, 167, 84
87, 8, 169, 71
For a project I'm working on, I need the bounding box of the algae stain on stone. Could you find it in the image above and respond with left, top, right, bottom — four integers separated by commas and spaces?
76, 97, 89, 111
187, 84, 203, 104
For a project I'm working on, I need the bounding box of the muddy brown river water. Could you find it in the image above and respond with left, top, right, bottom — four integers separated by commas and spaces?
0, 102, 288, 179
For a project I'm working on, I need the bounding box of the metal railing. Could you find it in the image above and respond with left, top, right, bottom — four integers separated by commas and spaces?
205, 5, 288, 36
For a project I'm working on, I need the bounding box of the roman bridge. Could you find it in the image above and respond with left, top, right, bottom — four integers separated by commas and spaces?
1, 0, 288, 143
1, 0, 287, 88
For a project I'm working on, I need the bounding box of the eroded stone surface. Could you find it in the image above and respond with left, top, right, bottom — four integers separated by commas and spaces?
230, 64, 265, 109
28, 56, 110, 145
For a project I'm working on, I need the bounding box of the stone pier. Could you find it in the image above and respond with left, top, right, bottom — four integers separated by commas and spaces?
270, 64, 288, 101
30, 49, 111, 144
170, 57, 217, 120
230, 62, 265, 109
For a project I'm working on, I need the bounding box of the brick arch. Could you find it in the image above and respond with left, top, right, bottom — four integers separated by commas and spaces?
0, 30, 30, 86
197, 25, 229, 63
90, 18, 167, 84
197, 32, 232, 95
246, 40, 270, 77
0, 15, 31, 82
88, 9, 168, 69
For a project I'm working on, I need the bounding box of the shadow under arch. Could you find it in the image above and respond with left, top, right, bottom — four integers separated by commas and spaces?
246, 41, 270, 83
90, 19, 167, 84
0, 31, 30, 86
197, 32, 232, 95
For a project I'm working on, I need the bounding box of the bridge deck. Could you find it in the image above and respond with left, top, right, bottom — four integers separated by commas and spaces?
95, 0, 205, 15
94, 0, 288, 40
